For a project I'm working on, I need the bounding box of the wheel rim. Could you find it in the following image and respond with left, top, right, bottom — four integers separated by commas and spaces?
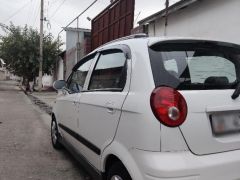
51, 121, 58, 144
111, 175, 123, 180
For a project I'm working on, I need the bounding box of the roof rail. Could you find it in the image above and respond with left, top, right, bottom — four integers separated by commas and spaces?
98, 33, 148, 48
115, 33, 148, 41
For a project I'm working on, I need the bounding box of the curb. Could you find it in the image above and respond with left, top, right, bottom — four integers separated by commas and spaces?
19, 85, 52, 115
22, 89, 53, 115
27, 94, 52, 115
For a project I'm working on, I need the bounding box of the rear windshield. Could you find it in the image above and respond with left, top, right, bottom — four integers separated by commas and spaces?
149, 41, 240, 90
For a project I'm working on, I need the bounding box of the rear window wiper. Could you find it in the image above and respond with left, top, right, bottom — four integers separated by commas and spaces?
231, 80, 240, 99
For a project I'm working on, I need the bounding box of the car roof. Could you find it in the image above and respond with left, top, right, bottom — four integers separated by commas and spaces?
85, 35, 240, 59
98, 35, 237, 49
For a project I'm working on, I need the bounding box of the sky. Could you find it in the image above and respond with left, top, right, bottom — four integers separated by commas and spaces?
0, 0, 179, 46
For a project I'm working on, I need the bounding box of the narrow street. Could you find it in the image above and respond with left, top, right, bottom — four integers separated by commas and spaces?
0, 80, 88, 180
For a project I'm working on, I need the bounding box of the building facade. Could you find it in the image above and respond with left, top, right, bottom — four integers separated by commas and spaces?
139, 0, 240, 44
64, 27, 91, 79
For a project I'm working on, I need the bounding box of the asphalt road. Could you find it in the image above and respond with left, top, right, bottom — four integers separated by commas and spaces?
0, 80, 89, 180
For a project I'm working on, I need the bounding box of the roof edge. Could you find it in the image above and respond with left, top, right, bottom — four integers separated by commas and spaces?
64, 27, 91, 32
138, 0, 199, 25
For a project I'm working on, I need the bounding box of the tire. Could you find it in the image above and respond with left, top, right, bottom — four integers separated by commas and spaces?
51, 117, 62, 149
107, 162, 132, 180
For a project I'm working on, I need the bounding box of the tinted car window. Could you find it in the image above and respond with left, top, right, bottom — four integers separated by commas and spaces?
67, 58, 94, 93
149, 41, 240, 90
89, 50, 127, 91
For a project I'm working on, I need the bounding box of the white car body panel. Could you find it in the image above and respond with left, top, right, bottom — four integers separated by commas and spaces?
113, 39, 161, 151
55, 93, 79, 140
180, 90, 240, 155
76, 91, 128, 168
74, 57, 132, 169
101, 140, 144, 180
132, 148, 240, 180
52, 36, 240, 180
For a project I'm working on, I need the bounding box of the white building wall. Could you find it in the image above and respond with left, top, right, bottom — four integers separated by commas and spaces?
42, 74, 53, 88
65, 30, 86, 78
66, 30, 84, 51
148, 0, 240, 44
57, 58, 64, 80
0, 71, 5, 80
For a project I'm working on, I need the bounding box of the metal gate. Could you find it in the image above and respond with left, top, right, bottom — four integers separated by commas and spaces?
91, 0, 135, 50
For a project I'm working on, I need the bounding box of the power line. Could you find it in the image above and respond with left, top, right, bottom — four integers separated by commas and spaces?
50, 0, 66, 19
50, 0, 61, 7
31, 0, 40, 27
0, 23, 10, 32
27, 0, 35, 25
33, 4, 41, 27
134, 11, 141, 24
58, 0, 98, 36
3, 0, 32, 23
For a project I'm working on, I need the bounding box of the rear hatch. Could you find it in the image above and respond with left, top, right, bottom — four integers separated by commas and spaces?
149, 39, 240, 155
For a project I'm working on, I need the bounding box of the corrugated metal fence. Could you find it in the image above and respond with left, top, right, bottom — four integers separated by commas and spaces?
91, 0, 135, 50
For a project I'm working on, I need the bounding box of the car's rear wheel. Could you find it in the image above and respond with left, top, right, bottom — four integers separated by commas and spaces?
107, 162, 131, 180
51, 117, 62, 149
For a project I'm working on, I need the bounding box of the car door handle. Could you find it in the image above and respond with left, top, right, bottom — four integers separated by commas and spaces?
107, 107, 114, 113
72, 101, 77, 105
105, 102, 115, 114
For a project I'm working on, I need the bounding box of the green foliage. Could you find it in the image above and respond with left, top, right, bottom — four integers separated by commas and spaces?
0, 23, 62, 81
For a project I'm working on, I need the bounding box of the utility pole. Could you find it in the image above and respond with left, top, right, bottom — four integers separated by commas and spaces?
76, 17, 80, 63
38, 0, 44, 90
164, 0, 169, 36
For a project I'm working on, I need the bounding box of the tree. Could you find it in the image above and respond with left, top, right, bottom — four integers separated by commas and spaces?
0, 23, 62, 89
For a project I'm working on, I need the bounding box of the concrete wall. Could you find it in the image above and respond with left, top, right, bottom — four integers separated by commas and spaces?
66, 30, 82, 79
66, 30, 84, 52
42, 74, 53, 88
0, 71, 5, 81
148, 0, 240, 44
65, 29, 91, 79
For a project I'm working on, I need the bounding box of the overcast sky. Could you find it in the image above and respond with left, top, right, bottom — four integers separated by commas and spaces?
0, 0, 178, 44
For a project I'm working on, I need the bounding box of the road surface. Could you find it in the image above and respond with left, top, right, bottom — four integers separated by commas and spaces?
0, 80, 89, 180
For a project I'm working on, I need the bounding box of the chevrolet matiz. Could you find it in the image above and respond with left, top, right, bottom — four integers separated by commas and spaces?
52, 34, 240, 180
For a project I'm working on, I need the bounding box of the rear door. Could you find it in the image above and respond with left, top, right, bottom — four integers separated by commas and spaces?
149, 40, 240, 155
76, 48, 131, 167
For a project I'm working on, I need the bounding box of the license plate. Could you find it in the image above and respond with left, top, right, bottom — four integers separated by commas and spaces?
210, 111, 240, 136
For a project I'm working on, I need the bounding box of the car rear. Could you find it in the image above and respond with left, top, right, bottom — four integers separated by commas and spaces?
134, 38, 240, 180
149, 39, 240, 155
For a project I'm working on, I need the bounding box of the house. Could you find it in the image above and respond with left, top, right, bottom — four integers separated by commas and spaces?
64, 27, 91, 79
138, 0, 240, 44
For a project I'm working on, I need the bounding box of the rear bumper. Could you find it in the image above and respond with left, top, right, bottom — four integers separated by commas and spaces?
131, 149, 240, 180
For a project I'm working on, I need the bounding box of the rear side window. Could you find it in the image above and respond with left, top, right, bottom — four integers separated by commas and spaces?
149, 41, 240, 90
88, 50, 127, 91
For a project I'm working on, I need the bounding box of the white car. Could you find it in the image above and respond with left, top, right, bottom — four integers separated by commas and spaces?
52, 34, 240, 180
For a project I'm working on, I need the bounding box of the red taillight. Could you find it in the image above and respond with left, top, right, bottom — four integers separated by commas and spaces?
150, 87, 188, 127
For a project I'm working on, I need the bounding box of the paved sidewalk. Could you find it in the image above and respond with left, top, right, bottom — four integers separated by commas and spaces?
27, 91, 58, 115
30, 91, 57, 107
0, 80, 87, 180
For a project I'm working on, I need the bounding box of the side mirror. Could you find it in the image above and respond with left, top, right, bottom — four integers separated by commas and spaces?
53, 80, 66, 90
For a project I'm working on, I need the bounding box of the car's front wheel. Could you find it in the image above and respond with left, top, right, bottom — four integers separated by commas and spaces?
107, 162, 131, 180
51, 117, 62, 149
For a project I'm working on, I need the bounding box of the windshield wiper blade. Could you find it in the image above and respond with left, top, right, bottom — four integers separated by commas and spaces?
232, 80, 240, 99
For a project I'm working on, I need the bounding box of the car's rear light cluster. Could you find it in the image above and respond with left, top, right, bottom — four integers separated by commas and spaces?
150, 86, 188, 127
